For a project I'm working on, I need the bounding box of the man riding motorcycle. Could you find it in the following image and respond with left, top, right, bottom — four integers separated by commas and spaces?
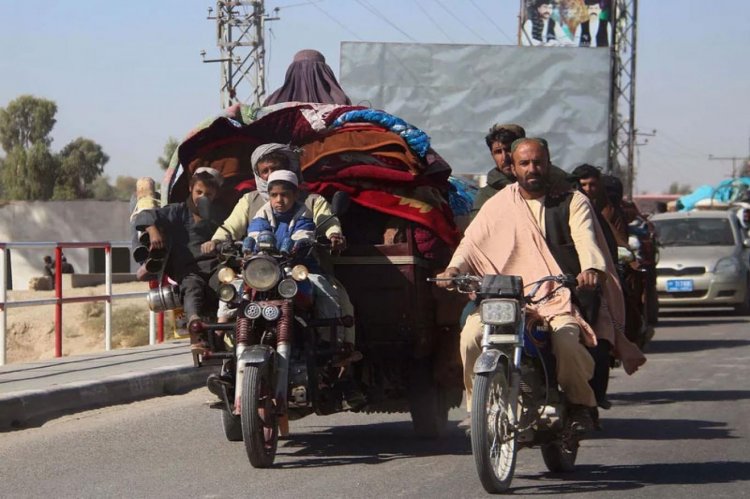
201, 143, 355, 350
436, 138, 646, 434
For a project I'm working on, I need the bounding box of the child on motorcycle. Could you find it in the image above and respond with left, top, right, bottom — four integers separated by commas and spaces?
247, 170, 350, 324
134, 167, 225, 352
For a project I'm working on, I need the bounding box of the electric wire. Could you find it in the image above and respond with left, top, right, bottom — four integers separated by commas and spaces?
657, 130, 710, 157
310, 1, 364, 41
468, 0, 515, 44
433, 0, 490, 44
273, 0, 321, 9
355, 0, 418, 42
415, 0, 456, 43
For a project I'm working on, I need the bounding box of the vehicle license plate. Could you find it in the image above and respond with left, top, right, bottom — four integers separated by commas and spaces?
666, 279, 694, 292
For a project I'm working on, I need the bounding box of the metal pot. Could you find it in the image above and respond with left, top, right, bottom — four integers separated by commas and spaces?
147, 285, 182, 312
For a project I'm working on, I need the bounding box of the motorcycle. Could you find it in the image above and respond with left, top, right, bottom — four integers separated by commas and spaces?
429, 273, 583, 494
190, 195, 360, 467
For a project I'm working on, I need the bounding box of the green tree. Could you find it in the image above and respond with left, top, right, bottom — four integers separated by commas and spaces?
157, 137, 179, 170
1, 143, 58, 200
667, 182, 692, 195
0, 95, 60, 200
0, 95, 57, 152
114, 175, 138, 201
89, 175, 116, 201
52, 137, 109, 199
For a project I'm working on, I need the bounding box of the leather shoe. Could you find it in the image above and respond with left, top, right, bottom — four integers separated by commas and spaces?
567, 405, 595, 435
458, 415, 471, 429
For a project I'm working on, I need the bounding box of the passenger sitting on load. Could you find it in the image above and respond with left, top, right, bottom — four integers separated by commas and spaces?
135, 168, 225, 353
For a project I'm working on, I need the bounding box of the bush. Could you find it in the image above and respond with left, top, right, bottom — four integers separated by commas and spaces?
81, 303, 150, 348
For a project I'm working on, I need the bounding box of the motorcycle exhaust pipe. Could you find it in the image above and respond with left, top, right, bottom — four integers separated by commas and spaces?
133, 245, 149, 263
138, 231, 150, 246
144, 257, 165, 274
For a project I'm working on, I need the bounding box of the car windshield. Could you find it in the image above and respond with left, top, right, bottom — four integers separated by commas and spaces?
653, 218, 735, 247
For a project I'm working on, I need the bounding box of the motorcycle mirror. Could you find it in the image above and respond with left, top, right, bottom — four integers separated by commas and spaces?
330, 191, 351, 217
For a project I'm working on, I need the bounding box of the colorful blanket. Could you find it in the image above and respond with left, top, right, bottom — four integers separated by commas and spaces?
167, 102, 459, 251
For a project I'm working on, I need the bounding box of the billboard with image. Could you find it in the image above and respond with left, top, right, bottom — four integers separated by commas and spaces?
520, 0, 612, 47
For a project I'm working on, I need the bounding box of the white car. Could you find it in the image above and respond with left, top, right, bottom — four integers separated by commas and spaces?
651, 210, 750, 314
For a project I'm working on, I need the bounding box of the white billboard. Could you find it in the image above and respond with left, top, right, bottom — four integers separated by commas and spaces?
340, 42, 610, 175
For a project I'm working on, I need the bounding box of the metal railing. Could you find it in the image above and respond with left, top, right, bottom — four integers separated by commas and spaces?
0, 241, 164, 366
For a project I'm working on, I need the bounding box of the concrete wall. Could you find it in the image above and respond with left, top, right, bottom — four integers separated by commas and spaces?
0, 201, 134, 290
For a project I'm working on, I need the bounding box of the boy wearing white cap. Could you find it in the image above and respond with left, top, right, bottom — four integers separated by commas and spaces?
247, 169, 316, 243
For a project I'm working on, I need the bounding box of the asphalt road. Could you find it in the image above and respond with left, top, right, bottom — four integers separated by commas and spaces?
2, 310, 749, 498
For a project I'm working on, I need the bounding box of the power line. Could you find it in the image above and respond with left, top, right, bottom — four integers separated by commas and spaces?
415, 0, 455, 43
468, 0, 515, 44
433, 0, 490, 44
309, 1, 364, 41
355, 0, 417, 42
273, 0, 321, 9
657, 130, 709, 157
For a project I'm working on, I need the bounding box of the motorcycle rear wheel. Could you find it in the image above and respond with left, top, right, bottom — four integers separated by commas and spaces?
541, 440, 578, 473
471, 370, 517, 494
241, 364, 278, 468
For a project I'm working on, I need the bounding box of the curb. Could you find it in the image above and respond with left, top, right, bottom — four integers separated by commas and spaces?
0, 364, 217, 431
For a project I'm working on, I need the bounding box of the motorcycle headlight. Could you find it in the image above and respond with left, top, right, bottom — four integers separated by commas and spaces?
244, 302, 262, 319
243, 256, 280, 291
262, 305, 281, 321
217, 266, 237, 284
480, 299, 519, 326
714, 257, 739, 275
278, 278, 298, 298
291, 264, 309, 281
218, 283, 237, 302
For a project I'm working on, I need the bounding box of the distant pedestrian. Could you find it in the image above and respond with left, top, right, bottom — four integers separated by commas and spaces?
60, 255, 75, 274
43, 255, 54, 278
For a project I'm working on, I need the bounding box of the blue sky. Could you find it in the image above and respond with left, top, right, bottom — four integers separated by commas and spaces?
1, 0, 748, 193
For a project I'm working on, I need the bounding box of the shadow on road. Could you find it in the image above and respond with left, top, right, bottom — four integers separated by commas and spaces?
595, 417, 736, 441
644, 338, 750, 354
609, 389, 750, 406
275, 420, 470, 468
512, 461, 750, 495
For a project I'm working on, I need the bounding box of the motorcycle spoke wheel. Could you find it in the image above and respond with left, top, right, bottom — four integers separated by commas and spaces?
241, 364, 279, 468
471, 370, 517, 493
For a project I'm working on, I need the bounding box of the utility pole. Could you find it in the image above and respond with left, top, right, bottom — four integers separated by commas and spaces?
632, 129, 655, 194
608, 0, 638, 199
708, 154, 745, 178
202, 1, 279, 110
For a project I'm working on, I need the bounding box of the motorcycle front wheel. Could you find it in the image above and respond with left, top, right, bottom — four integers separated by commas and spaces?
471, 370, 517, 494
241, 364, 278, 468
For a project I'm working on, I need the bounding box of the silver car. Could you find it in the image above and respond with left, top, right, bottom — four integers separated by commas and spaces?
651, 210, 750, 314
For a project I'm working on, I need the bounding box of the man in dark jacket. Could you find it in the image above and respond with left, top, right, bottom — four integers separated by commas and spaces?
470, 124, 526, 218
